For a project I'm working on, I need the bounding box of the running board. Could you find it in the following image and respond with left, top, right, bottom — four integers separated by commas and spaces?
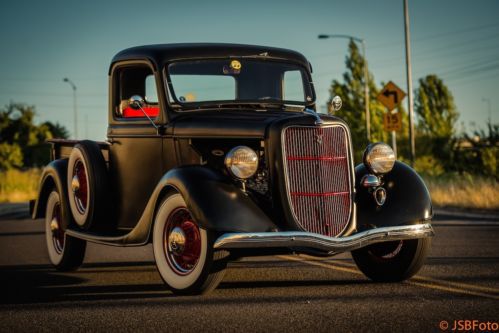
214, 223, 434, 254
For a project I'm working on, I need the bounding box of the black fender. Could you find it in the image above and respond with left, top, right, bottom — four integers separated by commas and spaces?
156, 166, 277, 233
355, 161, 432, 231
64, 166, 277, 247
31, 159, 70, 219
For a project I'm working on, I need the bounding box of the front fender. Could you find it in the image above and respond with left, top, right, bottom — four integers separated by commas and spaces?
158, 166, 277, 233
31, 159, 70, 219
355, 161, 432, 231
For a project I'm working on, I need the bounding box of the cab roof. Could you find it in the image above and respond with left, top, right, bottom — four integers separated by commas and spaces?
110, 43, 312, 74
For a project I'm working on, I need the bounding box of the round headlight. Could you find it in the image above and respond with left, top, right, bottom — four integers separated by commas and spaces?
225, 146, 259, 179
363, 143, 396, 174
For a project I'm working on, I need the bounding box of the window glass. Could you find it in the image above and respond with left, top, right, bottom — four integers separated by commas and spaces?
115, 66, 160, 119
169, 75, 235, 102
283, 70, 305, 101
145, 75, 158, 104
167, 59, 311, 108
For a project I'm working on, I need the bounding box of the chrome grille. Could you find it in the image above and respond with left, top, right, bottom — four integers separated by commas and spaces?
283, 125, 352, 237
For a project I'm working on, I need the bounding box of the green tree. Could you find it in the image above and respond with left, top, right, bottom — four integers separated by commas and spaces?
0, 143, 23, 170
328, 40, 405, 162
0, 102, 69, 168
42, 121, 70, 139
414, 75, 458, 167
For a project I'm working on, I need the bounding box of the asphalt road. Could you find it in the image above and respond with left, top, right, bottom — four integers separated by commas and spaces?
0, 208, 498, 332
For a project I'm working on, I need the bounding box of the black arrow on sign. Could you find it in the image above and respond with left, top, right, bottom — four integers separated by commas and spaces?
383, 89, 398, 104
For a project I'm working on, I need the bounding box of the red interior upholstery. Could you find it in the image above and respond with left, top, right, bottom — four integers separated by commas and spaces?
122, 106, 159, 118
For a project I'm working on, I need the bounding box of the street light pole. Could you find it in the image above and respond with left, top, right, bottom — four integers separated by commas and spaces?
404, 0, 416, 166
63, 78, 78, 139
318, 34, 371, 142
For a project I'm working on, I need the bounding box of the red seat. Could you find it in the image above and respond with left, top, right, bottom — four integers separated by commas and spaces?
122, 106, 159, 118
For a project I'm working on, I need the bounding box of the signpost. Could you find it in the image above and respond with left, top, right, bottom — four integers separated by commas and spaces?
377, 81, 406, 158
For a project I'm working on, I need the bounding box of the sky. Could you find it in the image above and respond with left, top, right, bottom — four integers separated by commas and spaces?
1, 0, 498, 140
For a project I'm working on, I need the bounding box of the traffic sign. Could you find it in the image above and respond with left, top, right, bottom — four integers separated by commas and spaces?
377, 81, 406, 111
383, 112, 402, 131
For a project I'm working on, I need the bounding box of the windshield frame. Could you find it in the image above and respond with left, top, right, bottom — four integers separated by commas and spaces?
163, 57, 316, 111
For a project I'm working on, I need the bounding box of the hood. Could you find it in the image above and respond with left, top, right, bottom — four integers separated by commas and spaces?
172, 110, 300, 139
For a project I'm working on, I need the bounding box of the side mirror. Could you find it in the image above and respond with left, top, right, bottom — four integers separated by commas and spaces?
330, 95, 342, 112
126, 95, 158, 129
129, 95, 145, 110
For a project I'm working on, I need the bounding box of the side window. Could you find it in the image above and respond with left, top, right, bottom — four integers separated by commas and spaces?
145, 75, 158, 104
115, 65, 160, 119
283, 70, 305, 102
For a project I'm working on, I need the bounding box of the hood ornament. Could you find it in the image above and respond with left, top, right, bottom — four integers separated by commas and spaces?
315, 133, 323, 145
304, 108, 324, 125
330, 95, 342, 112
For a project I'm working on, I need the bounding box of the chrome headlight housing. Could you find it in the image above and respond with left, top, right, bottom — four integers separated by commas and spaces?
363, 142, 396, 175
224, 146, 259, 179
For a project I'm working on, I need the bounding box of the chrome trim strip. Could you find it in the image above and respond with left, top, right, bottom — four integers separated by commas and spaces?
214, 223, 434, 254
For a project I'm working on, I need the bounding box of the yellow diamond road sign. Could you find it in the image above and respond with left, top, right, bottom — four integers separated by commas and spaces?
377, 81, 406, 111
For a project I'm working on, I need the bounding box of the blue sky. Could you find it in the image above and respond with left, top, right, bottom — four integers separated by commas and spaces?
1, 0, 498, 140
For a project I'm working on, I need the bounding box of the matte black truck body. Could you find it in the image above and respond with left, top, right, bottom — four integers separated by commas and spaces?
31, 43, 434, 294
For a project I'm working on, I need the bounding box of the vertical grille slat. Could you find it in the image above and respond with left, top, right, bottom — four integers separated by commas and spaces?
283, 125, 352, 237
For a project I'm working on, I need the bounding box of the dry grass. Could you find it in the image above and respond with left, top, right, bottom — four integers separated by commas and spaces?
0, 168, 497, 211
0, 168, 41, 203
424, 174, 499, 211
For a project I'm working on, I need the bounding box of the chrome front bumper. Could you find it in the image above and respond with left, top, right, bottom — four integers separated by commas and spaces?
214, 223, 434, 254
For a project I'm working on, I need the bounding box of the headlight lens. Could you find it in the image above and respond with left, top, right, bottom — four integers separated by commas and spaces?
363, 143, 396, 174
225, 146, 259, 179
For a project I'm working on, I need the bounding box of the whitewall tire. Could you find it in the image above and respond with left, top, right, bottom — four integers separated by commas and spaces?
153, 193, 227, 295
45, 190, 86, 271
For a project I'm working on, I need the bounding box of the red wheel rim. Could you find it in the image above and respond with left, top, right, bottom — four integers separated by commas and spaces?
163, 207, 201, 275
72, 160, 88, 214
51, 202, 65, 254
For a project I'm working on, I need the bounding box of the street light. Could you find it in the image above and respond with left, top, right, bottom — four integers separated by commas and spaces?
318, 34, 371, 141
63, 77, 78, 139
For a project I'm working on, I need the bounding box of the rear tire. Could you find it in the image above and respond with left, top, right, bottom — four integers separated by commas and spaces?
45, 190, 86, 271
153, 193, 228, 295
351, 237, 431, 282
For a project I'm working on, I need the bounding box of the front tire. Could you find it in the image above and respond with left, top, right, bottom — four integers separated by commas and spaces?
351, 238, 431, 282
153, 193, 228, 295
45, 190, 86, 271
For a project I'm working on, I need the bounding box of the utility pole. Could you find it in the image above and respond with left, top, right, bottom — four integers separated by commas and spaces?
404, 0, 415, 166
63, 78, 78, 139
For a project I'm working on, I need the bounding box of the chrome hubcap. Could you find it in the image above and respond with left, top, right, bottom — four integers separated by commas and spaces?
164, 207, 201, 275
71, 174, 80, 193
168, 226, 186, 256
51, 203, 64, 254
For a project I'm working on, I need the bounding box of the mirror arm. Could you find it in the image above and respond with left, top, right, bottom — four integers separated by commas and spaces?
135, 104, 159, 130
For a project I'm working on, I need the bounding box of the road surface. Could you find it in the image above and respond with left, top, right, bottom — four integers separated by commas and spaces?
0, 207, 498, 332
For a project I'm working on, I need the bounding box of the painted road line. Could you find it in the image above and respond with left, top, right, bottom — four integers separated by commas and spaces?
313, 258, 499, 295
280, 255, 499, 301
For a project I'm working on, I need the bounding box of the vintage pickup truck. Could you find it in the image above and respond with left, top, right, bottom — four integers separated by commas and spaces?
31, 43, 434, 294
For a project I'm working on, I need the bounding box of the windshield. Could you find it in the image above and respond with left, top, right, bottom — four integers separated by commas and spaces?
166, 59, 313, 108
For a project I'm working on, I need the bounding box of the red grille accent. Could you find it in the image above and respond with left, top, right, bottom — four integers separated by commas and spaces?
283, 126, 352, 237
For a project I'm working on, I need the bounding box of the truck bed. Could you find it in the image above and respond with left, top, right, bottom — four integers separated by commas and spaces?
47, 139, 110, 162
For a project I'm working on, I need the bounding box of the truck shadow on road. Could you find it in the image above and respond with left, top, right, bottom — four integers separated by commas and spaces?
0, 261, 373, 306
